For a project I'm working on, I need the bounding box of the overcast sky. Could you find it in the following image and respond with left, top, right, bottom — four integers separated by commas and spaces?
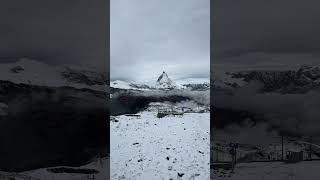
214, 0, 320, 71
0, 0, 107, 74
111, 0, 210, 83
213, 0, 320, 137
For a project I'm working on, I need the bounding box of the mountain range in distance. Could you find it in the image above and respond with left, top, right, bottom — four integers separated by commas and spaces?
214, 64, 320, 94
0, 57, 107, 92
0, 58, 210, 92
3, 58, 320, 94
111, 71, 210, 91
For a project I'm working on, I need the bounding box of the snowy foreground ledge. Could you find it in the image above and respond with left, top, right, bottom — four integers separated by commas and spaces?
212, 161, 320, 180
0, 158, 108, 180
111, 111, 210, 180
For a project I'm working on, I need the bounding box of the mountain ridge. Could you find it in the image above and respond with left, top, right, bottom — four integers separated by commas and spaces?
111, 71, 209, 91
155, 71, 178, 89
0, 58, 107, 92
214, 64, 320, 94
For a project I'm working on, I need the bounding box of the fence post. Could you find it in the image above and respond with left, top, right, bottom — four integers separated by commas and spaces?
281, 135, 284, 161
214, 147, 218, 162
309, 136, 313, 160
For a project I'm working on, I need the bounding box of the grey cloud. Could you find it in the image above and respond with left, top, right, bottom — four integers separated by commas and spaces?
0, 0, 107, 74
213, 82, 320, 136
111, 0, 210, 82
214, 0, 320, 65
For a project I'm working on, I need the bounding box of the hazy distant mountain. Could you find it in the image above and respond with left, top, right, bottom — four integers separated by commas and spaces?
0, 58, 107, 91
182, 83, 210, 91
213, 64, 320, 94
111, 71, 209, 91
110, 80, 153, 91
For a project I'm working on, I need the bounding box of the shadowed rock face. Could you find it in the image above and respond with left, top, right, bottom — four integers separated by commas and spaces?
0, 80, 108, 172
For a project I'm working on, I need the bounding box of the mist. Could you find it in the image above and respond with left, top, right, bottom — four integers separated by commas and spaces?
213, 82, 320, 136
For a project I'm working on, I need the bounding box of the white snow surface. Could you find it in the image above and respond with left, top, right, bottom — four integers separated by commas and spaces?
110, 111, 210, 180
110, 80, 152, 91
0, 158, 109, 180
212, 161, 320, 180
110, 80, 138, 90
176, 78, 210, 85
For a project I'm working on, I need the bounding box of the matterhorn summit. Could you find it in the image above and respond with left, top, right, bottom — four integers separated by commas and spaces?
155, 71, 178, 89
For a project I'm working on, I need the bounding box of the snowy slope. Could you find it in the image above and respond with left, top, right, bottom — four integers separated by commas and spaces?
110, 111, 210, 180
176, 78, 210, 85
110, 80, 152, 91
110, 80, 138, 90
212, 161, 320, 180
0, 158, 108, 180
0, 58, 106, 91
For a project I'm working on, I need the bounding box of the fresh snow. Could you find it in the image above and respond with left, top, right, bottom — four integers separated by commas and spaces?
176, 78, 210, 85
110, 111, 210, 180
212, 161, 320, 180
0, 158, 109, 180
111, 72, 210, 91
156, 71, 179, 89
110, 80, 139, 90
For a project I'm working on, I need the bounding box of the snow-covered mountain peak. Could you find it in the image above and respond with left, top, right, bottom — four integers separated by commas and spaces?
156, 71, 178, 89
157, 71, 170, 83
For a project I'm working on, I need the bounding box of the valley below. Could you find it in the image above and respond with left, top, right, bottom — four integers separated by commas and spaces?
110, 71, 210, 180
212, 63, 320, 179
